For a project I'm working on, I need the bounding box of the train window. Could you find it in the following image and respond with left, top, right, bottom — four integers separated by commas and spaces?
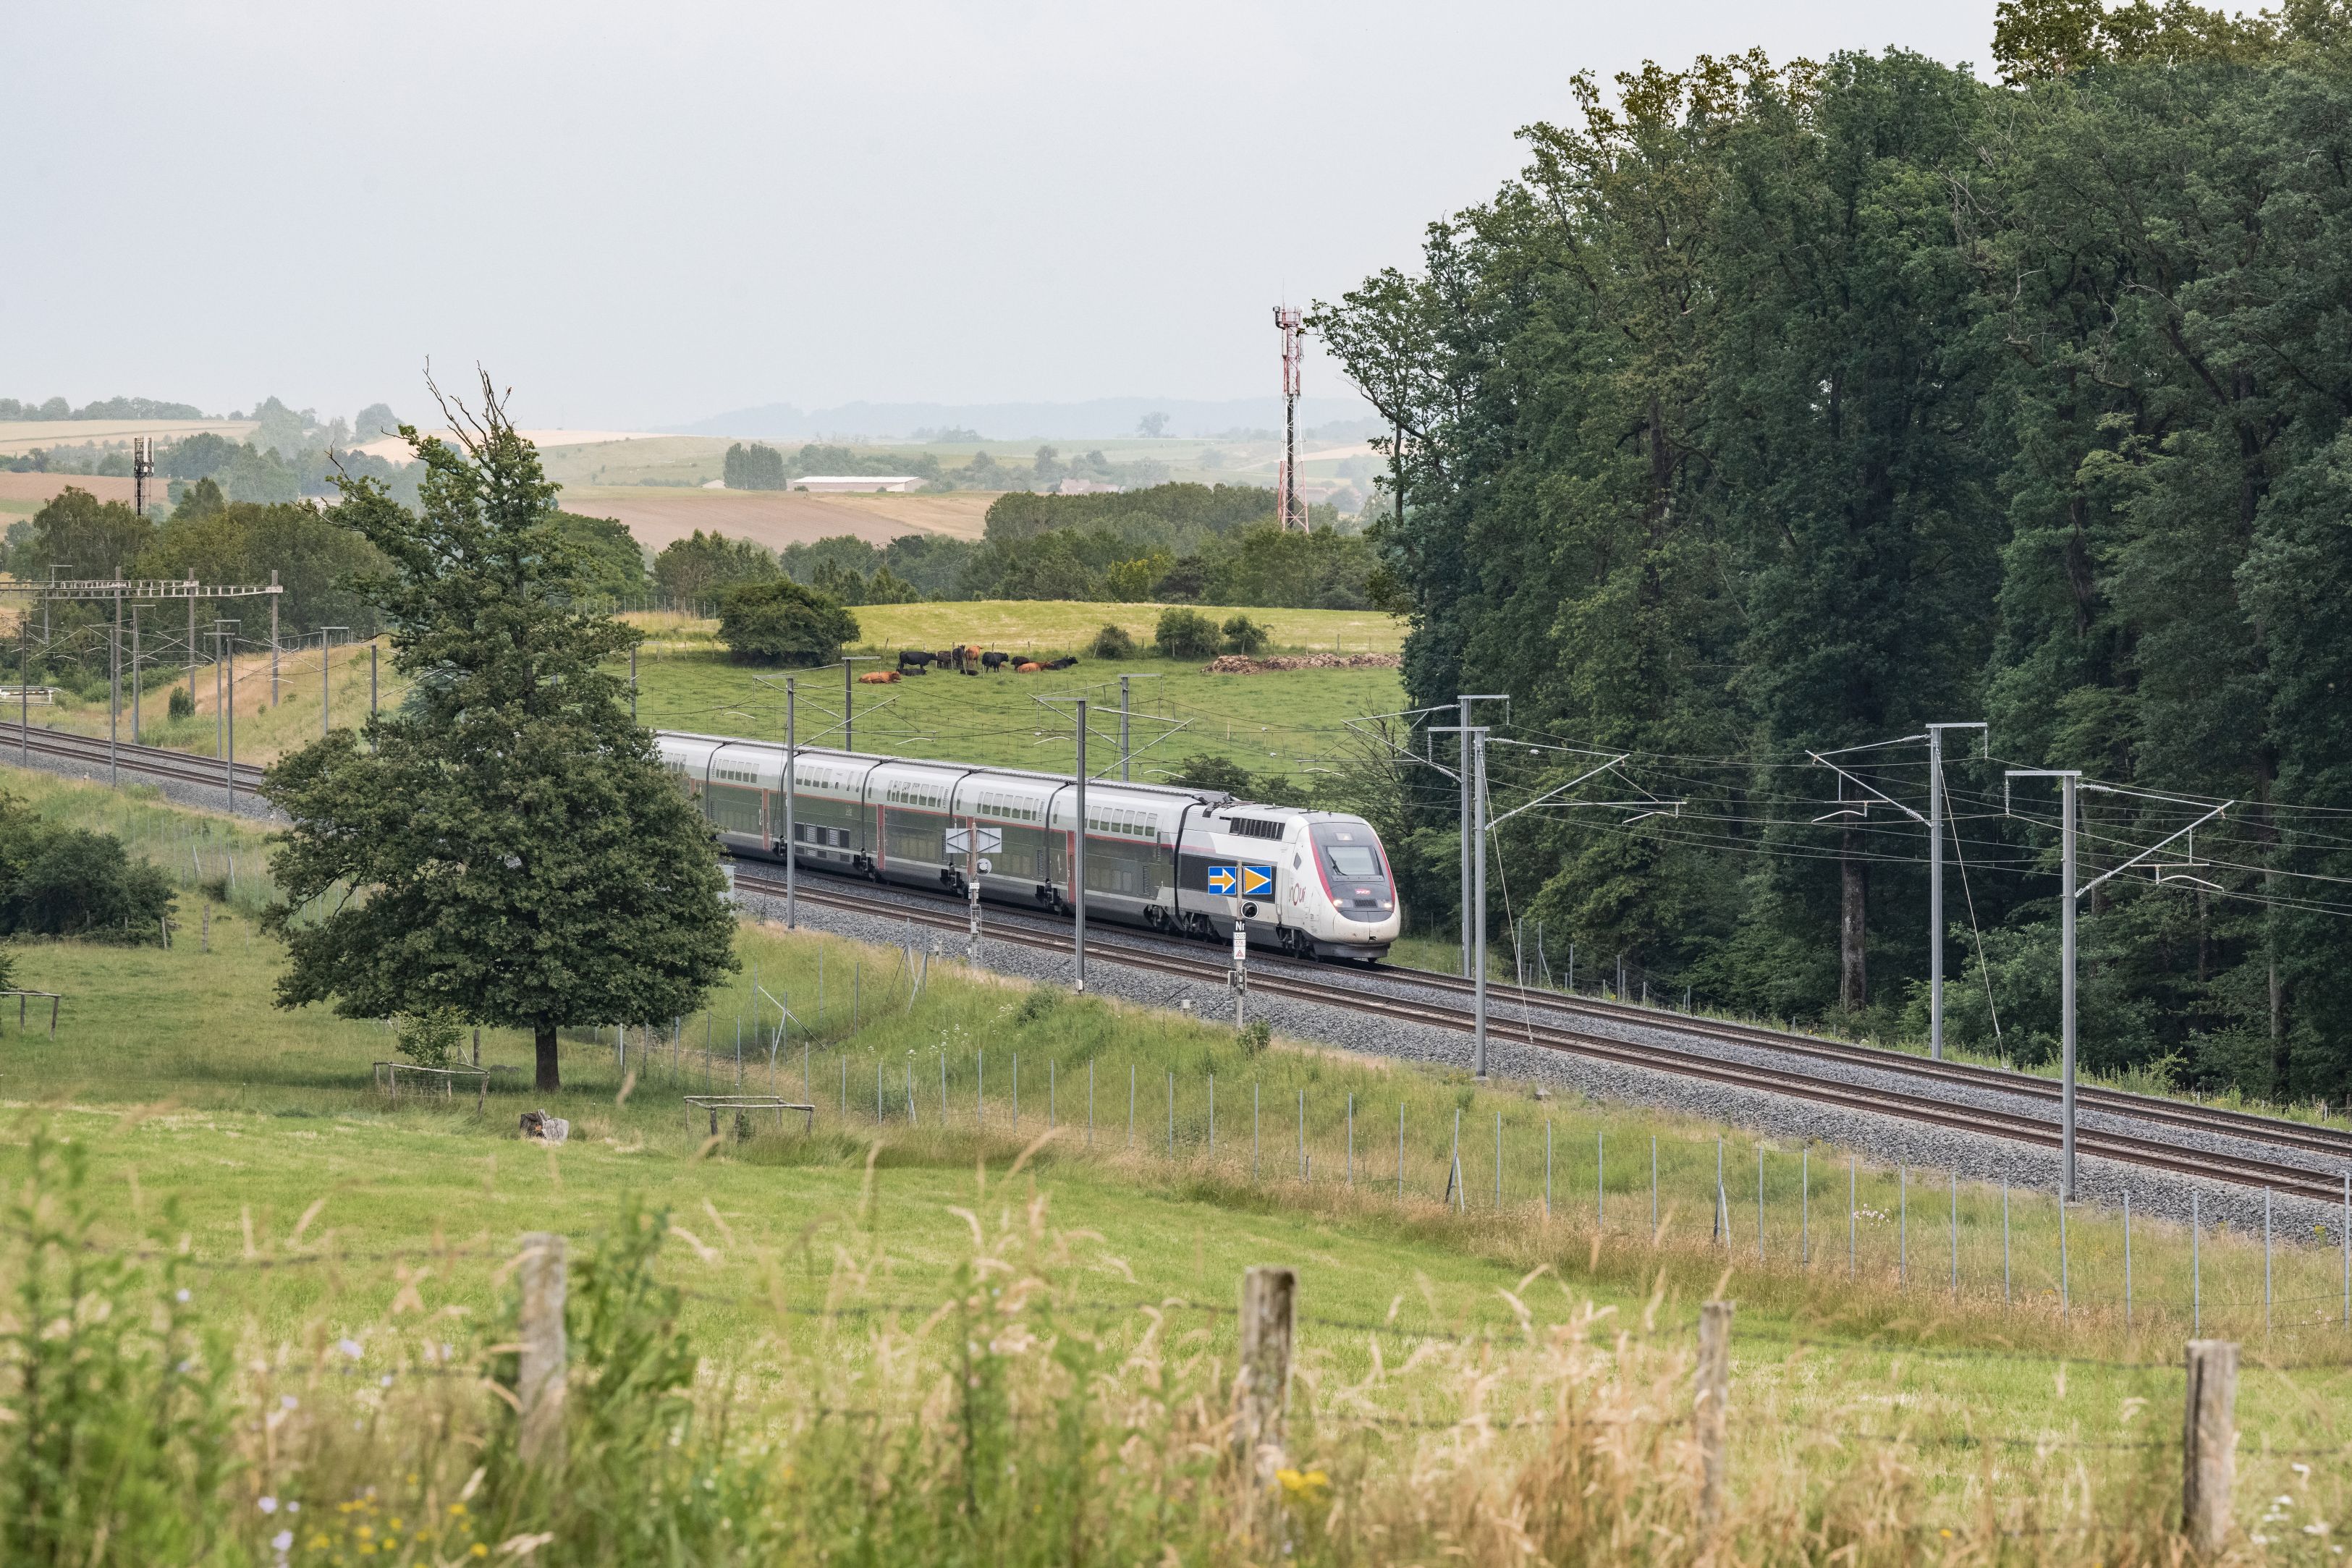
1324, 843, 1384, 878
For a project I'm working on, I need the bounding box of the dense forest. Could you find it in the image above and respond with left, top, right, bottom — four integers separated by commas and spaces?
1316, 0, 2352, 1101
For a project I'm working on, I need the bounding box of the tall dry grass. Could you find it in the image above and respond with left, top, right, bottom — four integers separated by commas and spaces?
8, 1123, 2344, 1566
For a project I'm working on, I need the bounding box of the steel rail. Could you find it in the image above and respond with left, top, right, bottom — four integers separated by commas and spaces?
1, 721, 268, 791
1366, 959, 2352, 1162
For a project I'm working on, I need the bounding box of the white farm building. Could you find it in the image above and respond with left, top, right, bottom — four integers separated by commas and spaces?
793, 475, 923, 493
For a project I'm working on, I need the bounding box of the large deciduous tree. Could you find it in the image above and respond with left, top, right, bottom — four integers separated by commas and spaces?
262, 375, 737, 1092
1315, 7, 2352, 1103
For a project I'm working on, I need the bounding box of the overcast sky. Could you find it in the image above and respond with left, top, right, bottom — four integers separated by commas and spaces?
7, 1, 1998, 430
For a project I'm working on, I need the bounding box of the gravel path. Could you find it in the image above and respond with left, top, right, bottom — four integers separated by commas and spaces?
736, 873, 2352, 1246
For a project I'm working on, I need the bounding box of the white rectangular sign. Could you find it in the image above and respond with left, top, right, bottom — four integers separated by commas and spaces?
944, 827, 1004, 857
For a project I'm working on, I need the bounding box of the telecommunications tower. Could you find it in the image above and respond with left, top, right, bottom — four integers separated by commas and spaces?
1272, 305, 1307, 531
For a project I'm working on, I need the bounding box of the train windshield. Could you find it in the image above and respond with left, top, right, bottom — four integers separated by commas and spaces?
1311, 823, 1387, 881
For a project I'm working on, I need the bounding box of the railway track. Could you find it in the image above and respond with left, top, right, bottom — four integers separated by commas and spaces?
0, 721, 267, 793
13, 726, 2345, 1203
1375, 956, 2352, 1166
737, 866, 2352, 1205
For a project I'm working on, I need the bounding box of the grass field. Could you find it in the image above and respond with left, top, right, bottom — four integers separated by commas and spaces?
625, 601, 1405, 779
7, 765, 2352, 1556
17, 603, 1403, 781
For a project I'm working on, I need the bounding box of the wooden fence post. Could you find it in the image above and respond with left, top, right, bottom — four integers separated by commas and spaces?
1235, 1266, 1296, 1480
2183, 1339, 2237, 1558
1696, 1300, 1734, 1531
517, 1232, 569, 1468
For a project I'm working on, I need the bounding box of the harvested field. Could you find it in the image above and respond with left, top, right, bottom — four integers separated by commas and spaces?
0, 417, 255, 456
559, 484, 996, 553
0, 470, 146, 510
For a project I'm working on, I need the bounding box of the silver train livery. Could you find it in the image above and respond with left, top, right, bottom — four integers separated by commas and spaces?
657, 729, 1401, 961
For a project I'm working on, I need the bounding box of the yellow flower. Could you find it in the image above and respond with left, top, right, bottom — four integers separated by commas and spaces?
471, 1548, 489, 1559
447, 1504, 468, 1517
1276, 1467, 1331, 1498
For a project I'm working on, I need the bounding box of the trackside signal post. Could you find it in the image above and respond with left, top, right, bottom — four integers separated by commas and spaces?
1232, 919, 1248, 1030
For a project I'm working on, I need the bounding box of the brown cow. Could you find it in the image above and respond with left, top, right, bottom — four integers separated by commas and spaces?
858, 669, 902, 684
1016, 661, 1044, 674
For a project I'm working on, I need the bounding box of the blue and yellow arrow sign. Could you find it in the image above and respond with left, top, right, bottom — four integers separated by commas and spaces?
1240, 864, 1274, 897
1206, 865, 1238, 895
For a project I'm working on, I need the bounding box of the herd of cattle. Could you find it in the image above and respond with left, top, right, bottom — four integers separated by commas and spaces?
855, 647, 1084, 683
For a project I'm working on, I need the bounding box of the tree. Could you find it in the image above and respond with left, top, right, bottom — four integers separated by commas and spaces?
1220, 614, 1269, 654
24, 487, 151, 580
723, 442, 787, 491
553, 512, 648, 600
261, 377, 738, 1093
1154, 607, 1220, 659
140, 497, 389, 636
1136, 412, 1171, 438
716, 577, 860, 665
651, 530, 779, 601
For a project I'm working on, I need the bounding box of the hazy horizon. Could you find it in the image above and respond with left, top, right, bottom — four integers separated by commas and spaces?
7, 1, 1997, 432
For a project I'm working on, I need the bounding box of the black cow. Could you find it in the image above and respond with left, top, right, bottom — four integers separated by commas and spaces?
980, 650, 1010, 672
1044, 656, 1079, 670
897, 649, 936, 674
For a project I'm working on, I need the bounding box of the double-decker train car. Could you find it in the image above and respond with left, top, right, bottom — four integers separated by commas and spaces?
656, 729, 1401, 961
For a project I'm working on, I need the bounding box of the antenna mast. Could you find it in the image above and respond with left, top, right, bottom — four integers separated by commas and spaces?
1272, 305, 1306, 532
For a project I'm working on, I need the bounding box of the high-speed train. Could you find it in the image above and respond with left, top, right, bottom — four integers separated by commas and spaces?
656, 729, 1401, 962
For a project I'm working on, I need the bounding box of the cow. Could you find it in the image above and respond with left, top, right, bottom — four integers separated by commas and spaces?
859, 669, 902, 685
897, 649, 936, 674
1044, 656, 1079, 671
1016, 661, 1044, 674
933, 649, 957, 671
980, 650, 1010, 672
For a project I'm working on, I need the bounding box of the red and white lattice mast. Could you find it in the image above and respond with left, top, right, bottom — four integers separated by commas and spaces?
1272, 305, 1306, 532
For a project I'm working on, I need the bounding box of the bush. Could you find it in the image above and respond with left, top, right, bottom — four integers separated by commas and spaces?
1221, 614, 1269, 655
1154, 607, 1221, 660
1088, 623, 1136, 660
394, 1008, 465, 1068
716, 579, 861, 666
0, 816, 174, 942
167, 684, 195, 720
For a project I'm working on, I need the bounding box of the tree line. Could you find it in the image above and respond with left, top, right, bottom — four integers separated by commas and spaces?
715, 439, 1175, 493
7, 481, 645, 700
648, 483, 1378, 609
1315, 0, 2352, 1101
